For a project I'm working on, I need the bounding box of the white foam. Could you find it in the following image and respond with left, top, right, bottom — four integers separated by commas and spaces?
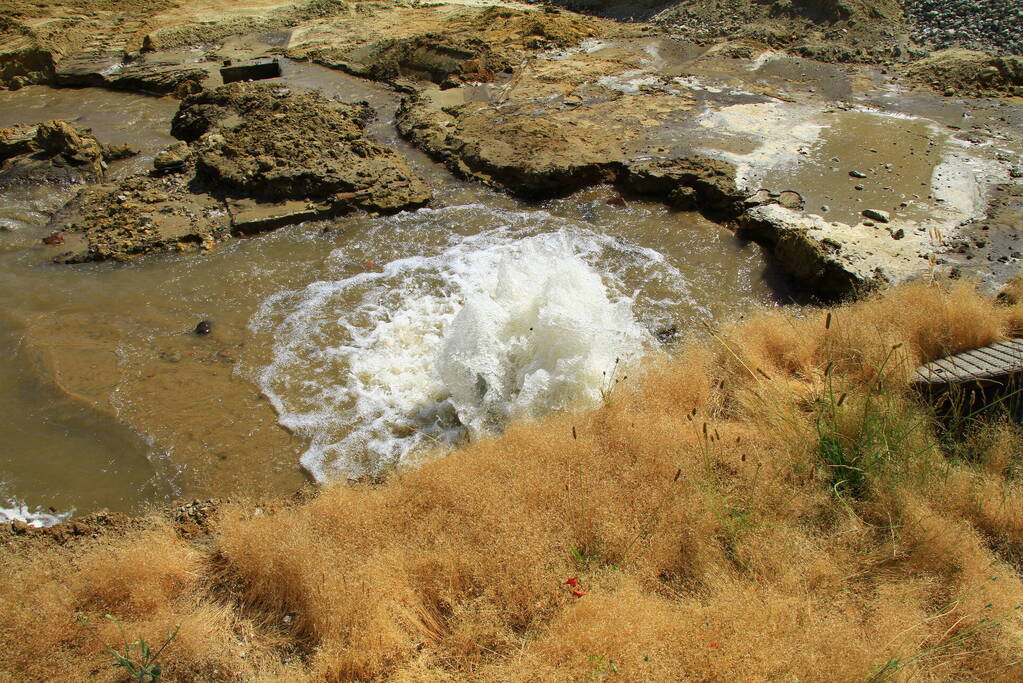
694, 101, 825, 189
0, 498, 71, 528
596, 70, 669, 95
252, 211, 678, 482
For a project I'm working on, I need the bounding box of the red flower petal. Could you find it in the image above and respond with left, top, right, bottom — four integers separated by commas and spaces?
564, 577, 579, 587
571, 589, 587, 597
709, 642, 719, 648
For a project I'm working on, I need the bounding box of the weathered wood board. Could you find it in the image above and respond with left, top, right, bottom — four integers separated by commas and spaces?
914, 339, 1023, 386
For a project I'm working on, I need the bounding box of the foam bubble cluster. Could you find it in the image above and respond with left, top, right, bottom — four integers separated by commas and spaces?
253, 209, 682, 481
0, 497, 71, 527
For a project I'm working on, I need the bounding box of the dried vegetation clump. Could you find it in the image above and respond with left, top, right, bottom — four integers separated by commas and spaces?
4, 282, 1023, 681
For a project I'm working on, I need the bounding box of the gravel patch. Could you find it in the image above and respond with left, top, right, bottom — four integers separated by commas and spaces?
902, 0, 1023, 56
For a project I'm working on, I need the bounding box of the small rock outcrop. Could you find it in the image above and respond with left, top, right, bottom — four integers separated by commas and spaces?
54, 56, 208, 98
174, 84, 430, 212
396, 91, 744, 216
33, 120, 106, 175
0, 120, 137, 187
46, 83, 431, 263
153, 141, 190, 173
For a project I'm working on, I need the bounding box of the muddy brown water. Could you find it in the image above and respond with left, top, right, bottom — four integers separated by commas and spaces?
0, 66, 786, 522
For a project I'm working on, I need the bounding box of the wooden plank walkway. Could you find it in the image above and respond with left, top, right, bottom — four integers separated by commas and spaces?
914, 339, 1023, 387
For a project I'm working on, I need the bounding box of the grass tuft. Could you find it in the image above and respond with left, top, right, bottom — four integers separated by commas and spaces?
2, 281, 1023, 681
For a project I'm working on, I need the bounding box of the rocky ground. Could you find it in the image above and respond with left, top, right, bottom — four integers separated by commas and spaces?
0, 119, 135, 187
0, 0, 1021, 287
902, 0, 1023, 56
38, 82, 430, 262
650, 0, 913, 63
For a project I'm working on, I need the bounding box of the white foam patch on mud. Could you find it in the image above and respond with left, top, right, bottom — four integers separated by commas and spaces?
747, 51, 782, 71
543, 38, 609, 61
597, 70, 671, 95
672, 75, 757, 97
253, 208, 683, 482
693, 102, 824, 188
930, 141, 1002, 227
1, 497, 71, 527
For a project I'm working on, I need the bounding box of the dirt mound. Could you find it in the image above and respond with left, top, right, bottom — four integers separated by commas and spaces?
904, 49, 1023, 96
650, 0, 911, 62
174, 83, 430, 208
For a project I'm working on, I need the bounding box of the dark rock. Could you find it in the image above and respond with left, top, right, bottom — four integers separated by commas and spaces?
34, 120, 105, 172
54, 54, 208, 97
0, 124, 36, 162
102, 144, 138, 161
1, 121, 132, 187
154, 141, 190, 173
655, 325, 678, 344
862, 208, 891, 223
219, 56, 282, 84
194, 320, 212, 335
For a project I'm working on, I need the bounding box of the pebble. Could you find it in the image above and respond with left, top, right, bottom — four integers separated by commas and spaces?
194, 320, 212, 335
854, 184, 865, 191
863, 209, 891, 223
849, 170, 867, 178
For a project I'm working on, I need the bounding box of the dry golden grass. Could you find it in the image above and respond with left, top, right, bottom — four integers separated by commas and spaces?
3, 281, 1023, 681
